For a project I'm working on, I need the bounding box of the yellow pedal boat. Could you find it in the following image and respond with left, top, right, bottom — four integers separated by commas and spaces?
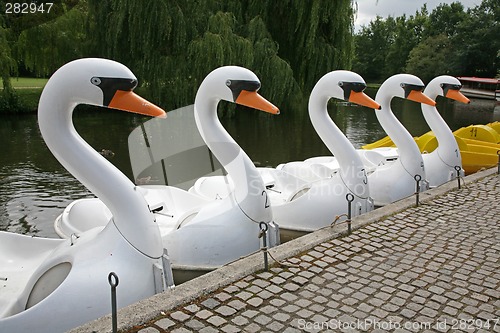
363, 122, 500, 174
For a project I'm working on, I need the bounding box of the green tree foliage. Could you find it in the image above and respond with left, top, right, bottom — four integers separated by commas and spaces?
0, 14, 18, 112
263, 0, 355, 93
15, 2, 90, 77
352, 16, 397, 81
87, 0, 354, 111
381, 8, 428, 78
454, 0, 499, 77
354, 0, 499, 82
406, 34, 453, 82
425, 2, 467, 37
0, 17, 15, 92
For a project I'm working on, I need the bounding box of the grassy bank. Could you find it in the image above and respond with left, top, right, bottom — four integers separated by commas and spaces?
6, 77, 48, 89
0, 78, 47, 114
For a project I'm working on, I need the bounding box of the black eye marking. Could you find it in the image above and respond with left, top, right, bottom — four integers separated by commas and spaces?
400, 83, 424, 98
91, 77, 138, 106
338, 81, 367, 100
440, 83, 462, 96
226, 79, 261, 101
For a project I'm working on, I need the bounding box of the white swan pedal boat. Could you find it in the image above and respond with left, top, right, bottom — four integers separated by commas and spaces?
0, 58, 170, 333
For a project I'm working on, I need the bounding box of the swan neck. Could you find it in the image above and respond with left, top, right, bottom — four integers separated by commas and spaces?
375, 97, 422, 165
421, 89, 457, 153
309, 91, 362, 172
308, 89, 369, 198
38, 90, 161, 258
194, 91, 265, 203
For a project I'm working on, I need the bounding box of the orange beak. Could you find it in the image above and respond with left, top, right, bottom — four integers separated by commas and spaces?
407, 90, 436, 106
108, 90, 166, 118
446, 89, 470, 104
235, 90, 280, 115
349, 91, 381, 110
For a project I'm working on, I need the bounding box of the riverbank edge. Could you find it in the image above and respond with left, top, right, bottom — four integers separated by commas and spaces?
69, 167, 498, 333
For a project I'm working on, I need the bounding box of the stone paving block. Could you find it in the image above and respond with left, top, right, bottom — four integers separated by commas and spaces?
280, 292, 297, 302
170, 311, 190, 322
227, 299, 246, 311
242, 323, 260, 333
256, 272, 273, 279
206, 315, 227, 327
221, 324, 241, 333
195, 309, 213, 320
184, 304, 200, 313
235, 290, 252, 301
253, 314, 272, 325
419, 307, 439, 318
201, 298, 220, 309
381, 302, 400, 312
267, 321, 285, 332
138, 328, 160, 333
231, 315, 249, 326
155, 317, 175, 329
215, 292, 232, 302
282, 283, 300, 292
215, 305, 237, 317
257, 290, 274, 300
199, 327, 218, 333
268, 276, 286, 285
185, 319, 205, 330
296, 308, 314, 319
233, 281, 249, 289
442, 305, 459, 316
246, 285, 263, 294
309, 304, 325, 313
247, 297, 264, 307
171, 328, 192, 333
272, 312, 290, 322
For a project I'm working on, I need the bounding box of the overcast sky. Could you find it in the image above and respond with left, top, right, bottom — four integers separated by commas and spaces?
354, 0, 481, 31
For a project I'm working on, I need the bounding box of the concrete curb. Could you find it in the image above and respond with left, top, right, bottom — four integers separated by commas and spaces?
69, 167, 497, 333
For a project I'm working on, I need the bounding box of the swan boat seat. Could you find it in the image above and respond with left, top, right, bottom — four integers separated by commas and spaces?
0, 233, 65, 318
55, 185, 211, 238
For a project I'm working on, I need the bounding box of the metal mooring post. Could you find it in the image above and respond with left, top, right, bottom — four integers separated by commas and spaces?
108, 272, 119, 333
414, 174, 422, 207
454, 166, 462, 189
345, 193, 354, 234
497, 150, 500, 175
259, 222, 269, 271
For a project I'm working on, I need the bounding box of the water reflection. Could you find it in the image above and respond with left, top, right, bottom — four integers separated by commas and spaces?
0, 98, 498, 237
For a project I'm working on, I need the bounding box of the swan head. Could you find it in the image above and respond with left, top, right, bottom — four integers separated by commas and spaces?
41, 58, 165, 117
197, 66, 280, 114
426, 75, 470, 104
377, 73, 436, 107
313, 70, 381, 109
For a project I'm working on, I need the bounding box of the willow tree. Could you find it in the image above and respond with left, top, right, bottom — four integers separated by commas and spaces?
87, 0, 354, 111
14, 3, 90, 77
88, 0, 194, 108
0, 15, 17, 112
0, 19, 15, 91
262, 0, 356, 93
88, 0, 298, 110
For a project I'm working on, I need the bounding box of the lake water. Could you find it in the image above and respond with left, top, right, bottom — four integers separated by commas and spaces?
0, 97, 498, 237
